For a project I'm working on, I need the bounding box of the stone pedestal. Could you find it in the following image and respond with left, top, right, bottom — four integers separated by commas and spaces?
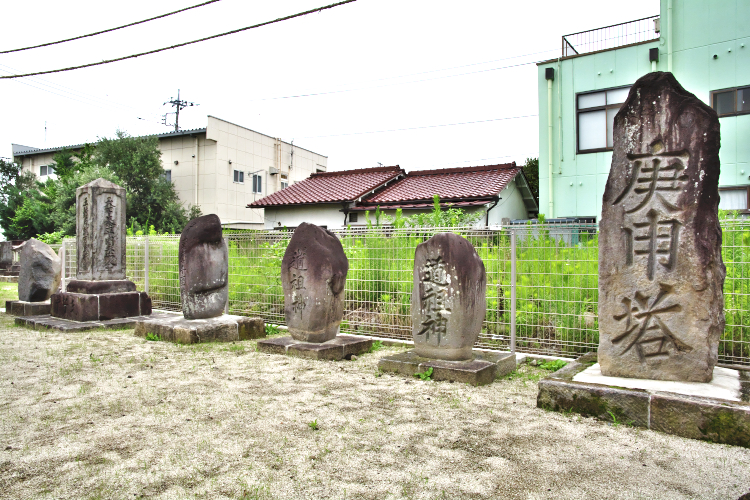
5, 299, 50, 316
50, 291, 151, 321
257, 334, 372, 361
537, 353, 750, 448
134, 314, 265, 344
378, 350, 516, 386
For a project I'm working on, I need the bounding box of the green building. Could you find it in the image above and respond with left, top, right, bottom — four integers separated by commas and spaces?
537, 0, 750, 220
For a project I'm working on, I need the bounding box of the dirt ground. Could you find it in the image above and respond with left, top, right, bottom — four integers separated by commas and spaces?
1, 315, 749, 500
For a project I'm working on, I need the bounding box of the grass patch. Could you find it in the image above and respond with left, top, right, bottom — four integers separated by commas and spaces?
145, 333, 161, 342
538, 359, 568, 371
414, 367, 433, 381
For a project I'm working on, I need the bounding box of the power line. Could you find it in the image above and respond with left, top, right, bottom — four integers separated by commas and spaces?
298, 114, 538, 139
0, 0, 222, 54
0, 0, 357, 80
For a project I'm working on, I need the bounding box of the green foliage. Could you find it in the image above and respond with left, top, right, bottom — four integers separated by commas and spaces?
145, 333, 161, 341
35, 231, 64, 245
522, 157, 540, 207
381, 195, 483, 228
369, 340, 384, 353
265, 324, 281, 336
414, 367, 433, 381
538, 359, 568, 371
308, 419, 319, 431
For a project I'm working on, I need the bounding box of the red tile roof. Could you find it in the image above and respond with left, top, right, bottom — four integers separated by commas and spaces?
248, 166, 404, 207
356, 163, 520, 209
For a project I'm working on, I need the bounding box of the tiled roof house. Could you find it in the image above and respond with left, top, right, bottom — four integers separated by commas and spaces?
249, 163, 537, 229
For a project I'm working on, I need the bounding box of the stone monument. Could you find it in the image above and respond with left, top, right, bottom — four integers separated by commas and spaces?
257, 223, 372, 360
0, 241, 14, 275
379, 232, 515, 385
134, 214, 265, 343
598, 72, 725, 382
5, 238, 61, 316
50, 178, 152, 322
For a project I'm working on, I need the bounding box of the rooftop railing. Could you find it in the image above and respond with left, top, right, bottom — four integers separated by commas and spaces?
562, 15, 660, 57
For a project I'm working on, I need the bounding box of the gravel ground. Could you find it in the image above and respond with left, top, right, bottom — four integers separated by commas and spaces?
1, 315, 749, 500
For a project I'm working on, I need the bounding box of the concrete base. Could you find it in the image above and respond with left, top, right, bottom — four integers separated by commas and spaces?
5, 300, 50, 316
257, 335, 373, 361
537, 353, 750, 448
378, 350, 517, 386
134, 314, 265, 344
50, 291, 151, 322
15, 312, 176, 332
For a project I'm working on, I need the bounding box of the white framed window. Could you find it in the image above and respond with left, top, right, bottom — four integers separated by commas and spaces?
164, 170, 172, 183
719, 186, 750, 212
252, 174, 262, 193
233, 170, 244, 183
576, 86, 631, 153
280, 174, 289, 190
39, 165, 54, 177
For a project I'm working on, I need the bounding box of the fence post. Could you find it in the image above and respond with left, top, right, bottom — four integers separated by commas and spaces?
224, 236, 229, 314
510, 228, 517, 355
60, 242, 66, 292
144, 236, 150, 294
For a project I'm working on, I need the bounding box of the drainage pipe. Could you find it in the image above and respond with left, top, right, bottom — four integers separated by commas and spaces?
667, 0, 673, 72
547, 77, 554, 218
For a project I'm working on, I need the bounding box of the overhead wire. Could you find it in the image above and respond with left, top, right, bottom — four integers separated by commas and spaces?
0, 0, 357, 79
0, 0, 222, 54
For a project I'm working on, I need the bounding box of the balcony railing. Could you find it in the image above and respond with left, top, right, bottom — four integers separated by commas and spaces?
562, 15, 660, 57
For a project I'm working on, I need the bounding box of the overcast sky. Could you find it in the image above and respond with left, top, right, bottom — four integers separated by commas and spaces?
0, 0, 657, 172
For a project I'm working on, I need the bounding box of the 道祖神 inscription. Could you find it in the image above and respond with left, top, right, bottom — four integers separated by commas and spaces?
75, 178, 127, 281
598, 72, 725, 382
411, 233, 485, 361
282, 223, 348, 343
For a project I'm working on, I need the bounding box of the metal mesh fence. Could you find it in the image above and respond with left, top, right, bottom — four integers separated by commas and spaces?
59, 220, 750, 366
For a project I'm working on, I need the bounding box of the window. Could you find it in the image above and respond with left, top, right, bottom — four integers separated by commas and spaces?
711, 86, 750, 117
280, 174, 289, 190
39, 165, 54, 177
719, 186, 750, 212
576, 86, 631, 153
164, 170, 172, 183
349, 212, 359, 223
252, 174, 262, 193
233, 170, 244, 183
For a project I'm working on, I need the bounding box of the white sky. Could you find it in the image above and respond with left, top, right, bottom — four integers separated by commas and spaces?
0, 0, 658, 172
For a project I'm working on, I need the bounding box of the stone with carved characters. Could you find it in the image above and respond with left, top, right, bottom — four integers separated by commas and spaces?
598, 72, 725, 382
281, 223, 348, 343
180, 214, 228, 319
18, 238, 61, 302
411, 232, 486, 361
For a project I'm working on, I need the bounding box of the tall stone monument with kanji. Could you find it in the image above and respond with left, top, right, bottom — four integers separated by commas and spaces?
50, 178, 152, 322
598, 72, 725, 382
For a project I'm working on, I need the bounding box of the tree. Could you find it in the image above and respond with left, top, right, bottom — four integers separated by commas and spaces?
522, 157, 540, 208
50, 165, 123, 236
0, 159, 49, 240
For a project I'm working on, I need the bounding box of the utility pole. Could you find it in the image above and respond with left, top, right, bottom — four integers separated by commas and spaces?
163, 89, 198, 132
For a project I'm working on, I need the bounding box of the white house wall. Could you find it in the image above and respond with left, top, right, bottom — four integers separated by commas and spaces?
262, 204, 346, 229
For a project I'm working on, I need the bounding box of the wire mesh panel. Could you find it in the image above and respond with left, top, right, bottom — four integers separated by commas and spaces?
140, 235, 180, 312
720, 220, 750, 366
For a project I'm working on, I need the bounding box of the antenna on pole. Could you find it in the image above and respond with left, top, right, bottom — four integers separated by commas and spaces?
163, 89, 198, 132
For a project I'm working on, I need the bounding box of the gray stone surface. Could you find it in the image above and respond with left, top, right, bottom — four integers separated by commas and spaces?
17, 238, 61, 302
75, 178, 127, 281
256, 334, 372, 361
0, 241, 13, 268
134, 314, 264, 344
5, 300, 51, 316
179, 214, 228, 319
412, 232, 486, 361
378, 350, 515, 386
15, 312, 175, 332
66, 280, 136, 294
282, 223, 348, 343
598, 72, 725, 382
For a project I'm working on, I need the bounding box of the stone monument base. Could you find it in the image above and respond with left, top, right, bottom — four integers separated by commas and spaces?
134, 314, 265, 344
537, 353, 750, 448
15, 312, 175, 332
378, 350, 517, 386
257, 334, 373, 361
5, 300, 50, 316
50, 291, 151, 322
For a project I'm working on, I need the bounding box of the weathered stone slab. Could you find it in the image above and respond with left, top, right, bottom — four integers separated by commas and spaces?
412, 232, 486, 361
238, 317, 265, 340
599, 72, 725, 382
282, 223, 348, 343
0, 241, 13, 268
378, 350, 516, 386
16, 312, 175, 332
256, 334, 370, 361
50, 292, 99, 322
134, 314, 264, 344
18, 238, 61, 302
179, 214, 228, 319
75, 178, 127, 281
50, 291, 151, 322
6, 300, 51, 316
66, 279, 136, 294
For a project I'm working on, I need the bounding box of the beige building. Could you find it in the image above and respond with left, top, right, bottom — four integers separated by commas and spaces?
11, 115, 328, 228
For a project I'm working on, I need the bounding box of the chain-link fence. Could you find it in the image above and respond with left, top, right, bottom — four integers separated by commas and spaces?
59, 220, 750, 366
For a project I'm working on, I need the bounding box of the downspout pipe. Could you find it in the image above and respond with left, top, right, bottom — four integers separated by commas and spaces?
485, 196, 500, 226
667, 0, 673, 72
545, 67, 555, 218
